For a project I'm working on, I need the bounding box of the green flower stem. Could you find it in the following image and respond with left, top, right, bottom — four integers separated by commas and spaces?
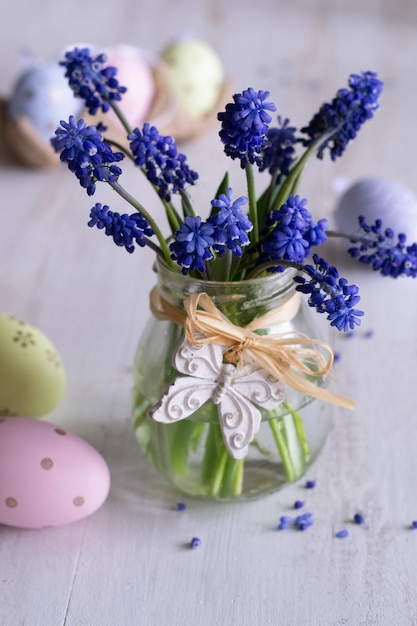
269, 418, 297, 482
201, 421, 222, 486
142, 236, 165, 257
104, 138, 135, 161
221, 457, 244, 497
246, 258, 303, 279
200, 421, 245, 497
108, 100, 133, 135
273, 133, 333, 213
210, 448, 229, 496
162, 198, 181, 234
325, 229, 373, 245
167, 420, 196, 476
110, 181, 176, 269
180, 189, 198, 218
223, 248, 233, 282
234, 460, 244, 495
245, 162, 259, 242
269, 402, 310, 483
283, 400, 310, 460
201, 422, 228, 495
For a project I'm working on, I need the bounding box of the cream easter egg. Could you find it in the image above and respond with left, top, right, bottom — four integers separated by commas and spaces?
161, 38, 224, 118
7, 63, 83, 143
0, 417, 110, 528
0, 314, 66, 418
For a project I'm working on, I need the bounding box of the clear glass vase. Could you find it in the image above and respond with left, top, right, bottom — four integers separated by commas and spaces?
132, 260, 334, 501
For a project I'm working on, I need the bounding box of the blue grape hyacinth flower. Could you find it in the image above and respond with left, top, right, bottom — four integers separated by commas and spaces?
209, 188, 253, 257
51, 116, 124, 196
60, 47, 127, 115
169, 216, 216, 275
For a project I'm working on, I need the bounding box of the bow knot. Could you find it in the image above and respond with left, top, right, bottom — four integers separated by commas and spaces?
150, 287, 354, 410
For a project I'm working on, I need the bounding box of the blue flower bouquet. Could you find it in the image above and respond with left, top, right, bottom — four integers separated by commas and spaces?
50, 48, 416, 499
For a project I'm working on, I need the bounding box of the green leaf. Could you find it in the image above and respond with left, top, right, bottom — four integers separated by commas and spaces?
209, 171, 229, 217
166, 202, 183, 233
180, 191, 196, 219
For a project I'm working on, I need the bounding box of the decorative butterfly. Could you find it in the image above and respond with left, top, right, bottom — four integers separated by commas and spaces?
148, 336, 286, 459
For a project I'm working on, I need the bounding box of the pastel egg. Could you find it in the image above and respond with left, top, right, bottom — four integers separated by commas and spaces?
160, 38, 224, 118
104, 45, 156, 129
333, 177, 417, 242
0, 314, 66, 418
7, 63, 83, 142
0, 417, 110, 528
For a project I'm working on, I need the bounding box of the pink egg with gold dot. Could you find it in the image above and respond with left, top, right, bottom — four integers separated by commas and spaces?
0, 417, 110, 529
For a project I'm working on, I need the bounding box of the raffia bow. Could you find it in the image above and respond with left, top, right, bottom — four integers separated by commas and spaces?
150, 287, 354, 410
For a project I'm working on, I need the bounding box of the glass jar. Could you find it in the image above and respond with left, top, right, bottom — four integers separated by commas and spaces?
132, 260, 334, 501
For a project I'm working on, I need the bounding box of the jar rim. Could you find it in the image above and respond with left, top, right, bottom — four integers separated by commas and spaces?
155, 256, 298, 289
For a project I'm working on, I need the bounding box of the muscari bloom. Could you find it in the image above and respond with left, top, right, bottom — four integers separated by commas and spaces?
60, 47, 127, 115
218, 88, 277, 168
88, 202, 154, 253
300, 71, 383, 160
260, 116, 298, 183
88, 203, 154, 253
169, 216, 215, 275
294, 254, 364, 332
208, 188, 253, 257
128, 124, 198, 201
261, 195, 328, 265
347, 216, 417, 278
51, 116, 124, 196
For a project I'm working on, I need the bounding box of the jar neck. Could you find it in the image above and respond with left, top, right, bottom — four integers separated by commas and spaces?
156, 259, 299, 328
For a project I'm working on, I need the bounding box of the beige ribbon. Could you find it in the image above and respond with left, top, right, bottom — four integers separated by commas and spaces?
150, 287, 354, 410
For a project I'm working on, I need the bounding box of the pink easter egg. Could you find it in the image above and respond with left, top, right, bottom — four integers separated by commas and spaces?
0, 417, 110, 529
104, 45, 156, 129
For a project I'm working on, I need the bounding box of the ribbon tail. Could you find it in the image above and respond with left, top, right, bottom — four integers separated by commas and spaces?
246, 349, 354, 410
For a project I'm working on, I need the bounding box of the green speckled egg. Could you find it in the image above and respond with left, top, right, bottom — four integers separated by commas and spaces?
0, 314, 65, 418
161, 39, 224, 118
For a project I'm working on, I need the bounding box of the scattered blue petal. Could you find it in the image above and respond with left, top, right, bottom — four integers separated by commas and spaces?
190, 537, 201, 549
294, 512, 314, 531
175, 502, 186, 511
294, 500, 305, 509
277, 512, 314, 531
305, 480, 316, 489
353, 513, 365, 525
335, 529, 349, 538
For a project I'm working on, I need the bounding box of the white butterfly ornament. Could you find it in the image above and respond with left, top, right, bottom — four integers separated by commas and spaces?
149, 336, 286, 459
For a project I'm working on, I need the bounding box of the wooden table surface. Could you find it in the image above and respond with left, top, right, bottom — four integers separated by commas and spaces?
1, 1, 417, 624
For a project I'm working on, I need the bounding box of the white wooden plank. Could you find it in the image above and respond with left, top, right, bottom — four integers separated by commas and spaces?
1, 2, 417, 625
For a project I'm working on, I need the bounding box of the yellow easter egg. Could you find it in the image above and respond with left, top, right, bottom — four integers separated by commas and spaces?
161, 39, 224, 118
0, 314, 65, 418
